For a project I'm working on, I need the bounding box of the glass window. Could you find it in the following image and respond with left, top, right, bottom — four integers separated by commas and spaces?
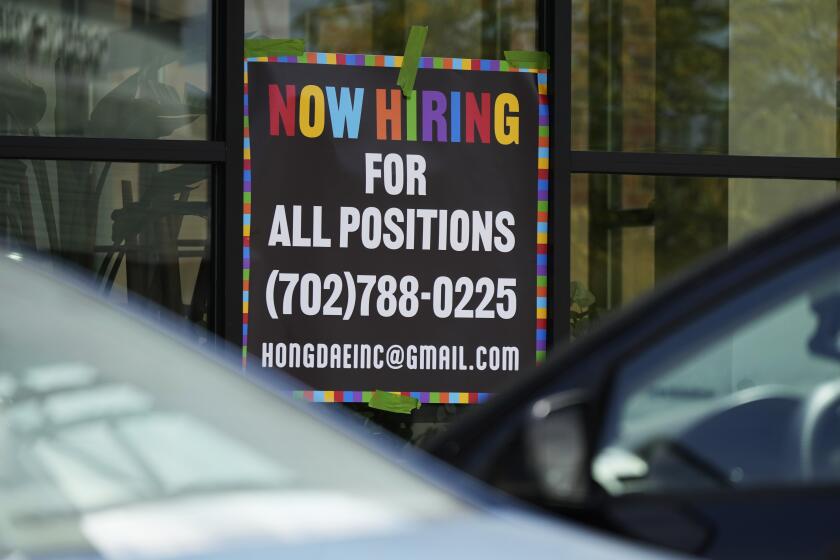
245, 0, 537, 59
596, 249, 840, 493
0, 159, 210, 327
571, 174, 840, 332
572, 0, 840, 157
0, 0, 209, 140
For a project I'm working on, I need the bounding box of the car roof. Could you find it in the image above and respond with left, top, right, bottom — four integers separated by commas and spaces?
0, 253, 681, 559
0, 252, 478, 498
0, 254, 688, 559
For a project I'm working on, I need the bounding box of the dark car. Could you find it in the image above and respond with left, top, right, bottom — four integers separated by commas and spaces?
427, 196, 840, 559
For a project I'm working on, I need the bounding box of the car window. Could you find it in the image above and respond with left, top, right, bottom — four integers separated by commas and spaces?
596, 249, 840, 495
0, 260, 466, 559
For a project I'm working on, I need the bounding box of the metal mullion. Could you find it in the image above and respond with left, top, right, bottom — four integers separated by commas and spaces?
542, 0, 573, 351
207, 0, 224, 339
0, 137, 225, 164
220, 0, 244, 344
571, 151, 840, 181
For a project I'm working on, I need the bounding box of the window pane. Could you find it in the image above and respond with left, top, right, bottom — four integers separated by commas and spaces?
0, 0, 209, 140
598, 250, 840, 492
573, 0, 840, 156
571, 174, 840, 327
245, 0, 537, 59
0, 159, 211, 328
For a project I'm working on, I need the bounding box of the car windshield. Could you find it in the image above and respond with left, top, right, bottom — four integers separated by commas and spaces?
0, 259, 465, 559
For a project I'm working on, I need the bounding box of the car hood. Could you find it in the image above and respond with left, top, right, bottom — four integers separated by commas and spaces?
21, 490, 676, 560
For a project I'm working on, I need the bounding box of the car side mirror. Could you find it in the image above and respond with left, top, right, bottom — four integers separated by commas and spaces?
525, 391, 590, 503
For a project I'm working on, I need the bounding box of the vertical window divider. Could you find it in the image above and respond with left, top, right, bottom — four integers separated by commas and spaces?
542, 0, 573, 349
221, 0, 245, 344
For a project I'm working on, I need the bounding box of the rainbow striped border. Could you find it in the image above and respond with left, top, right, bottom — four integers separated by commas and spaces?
243, 88, 251, 368
536, 72, 549, 362
243, 52, 549, 403
292, 390, 490, 404
244, 53, 546, 72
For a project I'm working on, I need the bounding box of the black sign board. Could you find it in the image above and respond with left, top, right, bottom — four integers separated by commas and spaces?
243, 54, 548, 403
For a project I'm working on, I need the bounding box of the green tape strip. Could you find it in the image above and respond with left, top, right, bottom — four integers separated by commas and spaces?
504, 50, 550, 69
245, 39, 305, 58
368, 390, 421, 414
397, 26, 428, 97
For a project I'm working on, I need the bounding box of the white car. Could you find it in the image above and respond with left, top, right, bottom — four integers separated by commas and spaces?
0, 254, 679, 560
